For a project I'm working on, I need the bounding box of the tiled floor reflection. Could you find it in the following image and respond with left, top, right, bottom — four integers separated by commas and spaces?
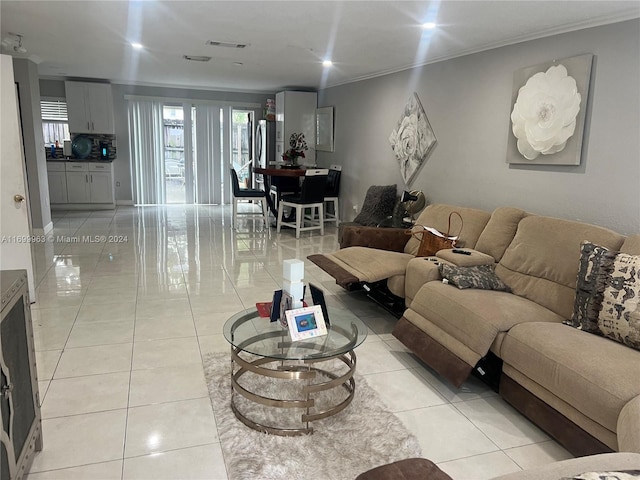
27, 205, 571, 479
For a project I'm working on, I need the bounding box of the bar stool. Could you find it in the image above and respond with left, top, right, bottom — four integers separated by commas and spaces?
230, 168, 269, 227
277, 169, 329, 238
323, 164, 342, 226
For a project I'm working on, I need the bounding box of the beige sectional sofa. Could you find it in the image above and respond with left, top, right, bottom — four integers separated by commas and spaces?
309, 204, 640, 457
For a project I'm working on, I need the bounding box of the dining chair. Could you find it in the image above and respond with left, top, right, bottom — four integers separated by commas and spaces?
269, 176, 301, 212
277, 169, 329, 238
230, 168, 269, 227
323, 164, 342, 226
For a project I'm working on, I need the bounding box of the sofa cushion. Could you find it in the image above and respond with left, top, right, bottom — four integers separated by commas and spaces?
501, 322, 640, 434
409, 282, 564, 361
405, 204, 491, 255
438, 264, 511, 291
496, 216, 626, 319
621, 235, 640, 255
353, 185, 397, 226
474, 207, 529, 262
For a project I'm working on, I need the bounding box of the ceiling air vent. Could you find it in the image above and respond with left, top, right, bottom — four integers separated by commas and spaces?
183, 55, 211, 62
206, 40, 248, 49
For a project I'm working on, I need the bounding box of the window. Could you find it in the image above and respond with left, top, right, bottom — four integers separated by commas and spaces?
41, 99, 70, 147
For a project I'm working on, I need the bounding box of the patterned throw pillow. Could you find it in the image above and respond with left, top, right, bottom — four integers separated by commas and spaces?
598, 252, 640, 350
560, 471, 640, 480
568, 242, 640, 351
438, 264, 511, 292
568, 242, 617, 331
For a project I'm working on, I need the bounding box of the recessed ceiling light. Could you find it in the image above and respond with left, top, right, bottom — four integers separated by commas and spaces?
131, 42, 143, 49
322, 59, 333, 67
422, 22, 437, 30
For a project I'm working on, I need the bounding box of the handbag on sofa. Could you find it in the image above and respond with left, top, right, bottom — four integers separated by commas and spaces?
406, 211, 463, 257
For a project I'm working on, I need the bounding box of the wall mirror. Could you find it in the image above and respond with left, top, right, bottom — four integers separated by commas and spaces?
316, 106, 334, 152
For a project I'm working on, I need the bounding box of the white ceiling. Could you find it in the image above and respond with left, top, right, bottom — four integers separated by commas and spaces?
1, 1, 638, 93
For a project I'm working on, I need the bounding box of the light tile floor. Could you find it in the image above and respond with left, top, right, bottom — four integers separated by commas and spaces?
26, 205, 572, 480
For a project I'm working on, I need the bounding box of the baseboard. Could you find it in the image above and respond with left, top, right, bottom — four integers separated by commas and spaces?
116, 200, 134, 206
32, 222, 53, 236
51, 204, 115, 210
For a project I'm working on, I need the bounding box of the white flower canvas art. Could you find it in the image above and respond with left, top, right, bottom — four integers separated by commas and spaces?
389, 93, 437, 185
507, 54, 593, 165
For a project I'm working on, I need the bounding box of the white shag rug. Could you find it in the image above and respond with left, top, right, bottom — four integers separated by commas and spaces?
203, 352, 422, 480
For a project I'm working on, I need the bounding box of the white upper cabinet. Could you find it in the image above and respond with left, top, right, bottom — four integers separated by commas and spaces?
65, 81, 115, 134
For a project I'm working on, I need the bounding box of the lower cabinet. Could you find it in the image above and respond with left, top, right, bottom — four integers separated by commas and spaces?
48, 162, 115, 208
87, 165, 114, 204
65, 170, 91, 203
46, 162, 67, 204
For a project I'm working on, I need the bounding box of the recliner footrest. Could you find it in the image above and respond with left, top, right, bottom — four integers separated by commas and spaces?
308, 254, 361, 289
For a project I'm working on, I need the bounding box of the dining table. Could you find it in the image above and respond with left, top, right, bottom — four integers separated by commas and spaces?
254, 165, 307, 219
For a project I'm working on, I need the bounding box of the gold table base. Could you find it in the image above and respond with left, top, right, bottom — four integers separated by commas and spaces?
230, 347, 357, 436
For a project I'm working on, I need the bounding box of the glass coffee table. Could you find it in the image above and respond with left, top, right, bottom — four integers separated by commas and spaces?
223, 307, 368, 436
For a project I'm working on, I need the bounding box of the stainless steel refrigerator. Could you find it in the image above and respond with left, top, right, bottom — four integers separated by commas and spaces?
256, 119, 276, 168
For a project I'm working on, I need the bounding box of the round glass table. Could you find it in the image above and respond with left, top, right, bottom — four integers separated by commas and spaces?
223, 307, 368, 436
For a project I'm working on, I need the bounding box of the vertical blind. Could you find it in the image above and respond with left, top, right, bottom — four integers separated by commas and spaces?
128, 99, 232, 205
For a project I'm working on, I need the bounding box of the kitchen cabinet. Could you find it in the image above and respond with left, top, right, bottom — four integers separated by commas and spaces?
56, 162, 115, 207
65, 82, 114, 134
46, 163, 67, 204
87, 164, 114, 204
275, 91, 317, 165
1, 270, 42, 480
65, 162, 91, 203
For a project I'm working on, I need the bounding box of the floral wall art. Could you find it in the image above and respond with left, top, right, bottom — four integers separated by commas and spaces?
389, 92, 437, 185
507, 54, 593, 165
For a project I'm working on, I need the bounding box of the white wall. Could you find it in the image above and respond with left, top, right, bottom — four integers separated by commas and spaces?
13, 58, 52, 232
317, 19, 640, 235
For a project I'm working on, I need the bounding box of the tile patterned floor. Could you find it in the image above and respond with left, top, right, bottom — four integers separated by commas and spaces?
26, 205, 572, 480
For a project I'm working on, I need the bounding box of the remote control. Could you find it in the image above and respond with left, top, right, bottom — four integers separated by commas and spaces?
452, 249, 471, 255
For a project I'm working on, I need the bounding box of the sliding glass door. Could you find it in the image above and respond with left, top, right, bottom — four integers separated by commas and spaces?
162, 105, 186, 204
129, 99, 249, 206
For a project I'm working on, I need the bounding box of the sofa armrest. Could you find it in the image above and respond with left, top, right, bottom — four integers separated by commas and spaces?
435, 248, 496, 267
404, 257, 443, 306
340, 225, 410, 252
618, 395, 640, 453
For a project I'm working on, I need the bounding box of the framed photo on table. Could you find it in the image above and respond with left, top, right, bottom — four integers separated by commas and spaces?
285, 305, 328, 342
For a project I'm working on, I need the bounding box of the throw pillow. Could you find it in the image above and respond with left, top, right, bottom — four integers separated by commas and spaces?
567, 242, 640, 351
353, 185, 397, 226
438, 264, 511, 292
560, 471, 640, 480
567, 242, 617, 331
598, 251, 640, 351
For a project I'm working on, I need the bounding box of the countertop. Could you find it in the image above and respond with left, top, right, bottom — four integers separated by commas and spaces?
47, 158, 116, 163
